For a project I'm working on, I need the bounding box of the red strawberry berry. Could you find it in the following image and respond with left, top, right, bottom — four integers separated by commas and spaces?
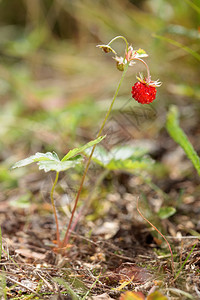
131, 81, 157, 104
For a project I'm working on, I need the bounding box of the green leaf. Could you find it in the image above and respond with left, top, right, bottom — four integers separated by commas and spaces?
158, 207, 176, 219
11, 152, 83, 173
166, 105, 200, 176
61, 135, 105, 161
84, 145, 154, 171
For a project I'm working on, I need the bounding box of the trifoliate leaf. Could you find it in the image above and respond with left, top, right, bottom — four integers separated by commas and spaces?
11, 152, 83, 173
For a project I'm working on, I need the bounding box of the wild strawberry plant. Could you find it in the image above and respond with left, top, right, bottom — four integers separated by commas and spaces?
12, 36, 162, 252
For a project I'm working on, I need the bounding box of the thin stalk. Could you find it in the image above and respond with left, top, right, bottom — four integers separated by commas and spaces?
136, 197, 174, 275
62, 64, 129, 248
133, 57, 151, 81
108, 36, 129, 53
50, 171, 61, 247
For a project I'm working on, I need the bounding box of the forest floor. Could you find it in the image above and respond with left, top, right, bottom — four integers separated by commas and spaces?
1, 120, 200, 299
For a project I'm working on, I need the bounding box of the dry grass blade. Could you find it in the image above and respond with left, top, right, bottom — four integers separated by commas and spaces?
6, 276, 40, 297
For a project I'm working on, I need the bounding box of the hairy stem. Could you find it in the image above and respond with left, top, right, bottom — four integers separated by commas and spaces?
136, 198, 174, 275
62, 64, 129, 248
50, 171, 61, 247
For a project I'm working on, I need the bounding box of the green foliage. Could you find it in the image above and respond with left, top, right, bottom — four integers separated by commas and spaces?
158, 206, 176, 219
11, 136, 105, 173
166, 105, 200, 176
84, 144, 154, 172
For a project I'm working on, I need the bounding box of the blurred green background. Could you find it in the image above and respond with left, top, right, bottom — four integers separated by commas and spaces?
0, 0, 199, 195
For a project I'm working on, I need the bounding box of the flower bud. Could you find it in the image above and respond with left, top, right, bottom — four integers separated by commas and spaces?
113, 56, 126, 71
96, 44, 116, 54
116, 61, 125, 71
